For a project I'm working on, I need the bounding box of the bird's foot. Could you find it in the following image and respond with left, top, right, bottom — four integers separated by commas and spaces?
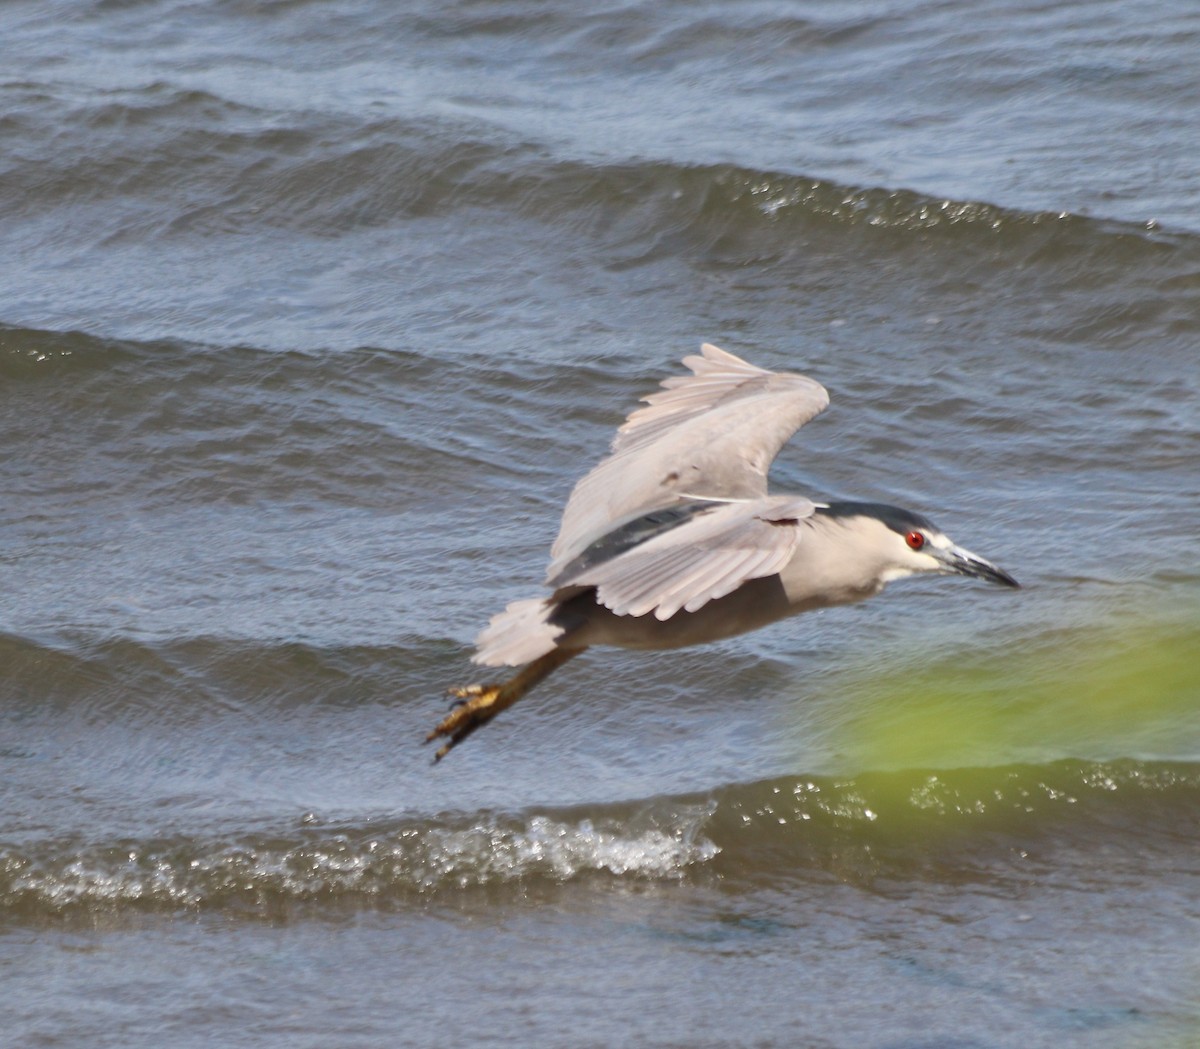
425, 648, 584, 764
426, 682, 506, 762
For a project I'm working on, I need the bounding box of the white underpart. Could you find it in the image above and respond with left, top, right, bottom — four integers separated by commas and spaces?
879, 565, 920, 583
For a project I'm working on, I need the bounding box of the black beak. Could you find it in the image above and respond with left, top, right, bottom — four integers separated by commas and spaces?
940, 544, 1020, 588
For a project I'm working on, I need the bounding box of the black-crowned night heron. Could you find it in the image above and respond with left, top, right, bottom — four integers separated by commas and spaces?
427, 343, 1018, 760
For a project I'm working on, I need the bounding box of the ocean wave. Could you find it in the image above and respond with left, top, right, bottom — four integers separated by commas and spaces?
700, 759, 1200, 894
492, 160, 1196, 281
0, 802, 719, 918
709, 758, 1200, 839
0, 321, 413, 378
0, 629, 452, 715
4, 71, 1192, 255
2, 759, 1194, 919
0, 322, 508, 511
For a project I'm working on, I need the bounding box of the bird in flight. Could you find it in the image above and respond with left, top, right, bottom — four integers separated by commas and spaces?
427, 343, 1018, 760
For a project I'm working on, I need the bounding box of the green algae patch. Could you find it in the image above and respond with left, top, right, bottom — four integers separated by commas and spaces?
830, 609, 1200, 773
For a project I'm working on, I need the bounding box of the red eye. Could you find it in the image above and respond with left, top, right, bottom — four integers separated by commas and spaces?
905, 531, 925, 550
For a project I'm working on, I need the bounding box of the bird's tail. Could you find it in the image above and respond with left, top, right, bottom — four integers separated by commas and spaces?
472, 596, 565, 667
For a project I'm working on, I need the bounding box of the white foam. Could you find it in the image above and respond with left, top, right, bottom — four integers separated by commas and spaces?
1, 802, 721, 910
413, 803, 720, 888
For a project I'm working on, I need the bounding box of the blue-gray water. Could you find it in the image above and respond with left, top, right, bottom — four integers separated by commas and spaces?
3, 2, 1199, 1046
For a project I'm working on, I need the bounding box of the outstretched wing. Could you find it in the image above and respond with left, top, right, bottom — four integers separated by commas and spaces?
552, 495, 817, 621
547, 343, 828, 580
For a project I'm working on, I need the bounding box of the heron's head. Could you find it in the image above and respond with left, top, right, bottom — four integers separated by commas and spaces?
817, 502, 1020, 589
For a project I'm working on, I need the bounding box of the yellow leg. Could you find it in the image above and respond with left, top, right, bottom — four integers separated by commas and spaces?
426, 647, 584, 762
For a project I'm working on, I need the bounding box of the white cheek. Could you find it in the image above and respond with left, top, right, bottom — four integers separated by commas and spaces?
882, 550, 942, 583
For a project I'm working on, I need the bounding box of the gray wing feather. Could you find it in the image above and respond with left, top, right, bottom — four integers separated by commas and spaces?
610, 343, 774, 454
547, 343, 829, 581
558, 495, 816, 621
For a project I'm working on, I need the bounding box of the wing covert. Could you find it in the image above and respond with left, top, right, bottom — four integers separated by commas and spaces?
554, 495, 816, 621
547, 343, 828, 580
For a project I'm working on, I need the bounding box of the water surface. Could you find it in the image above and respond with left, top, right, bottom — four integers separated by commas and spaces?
3, 1, 1199, 1046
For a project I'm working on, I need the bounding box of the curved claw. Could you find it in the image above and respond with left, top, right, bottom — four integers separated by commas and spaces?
445, 683, 492, 708
425, 648, 584, 764
426, 683, 505, 761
